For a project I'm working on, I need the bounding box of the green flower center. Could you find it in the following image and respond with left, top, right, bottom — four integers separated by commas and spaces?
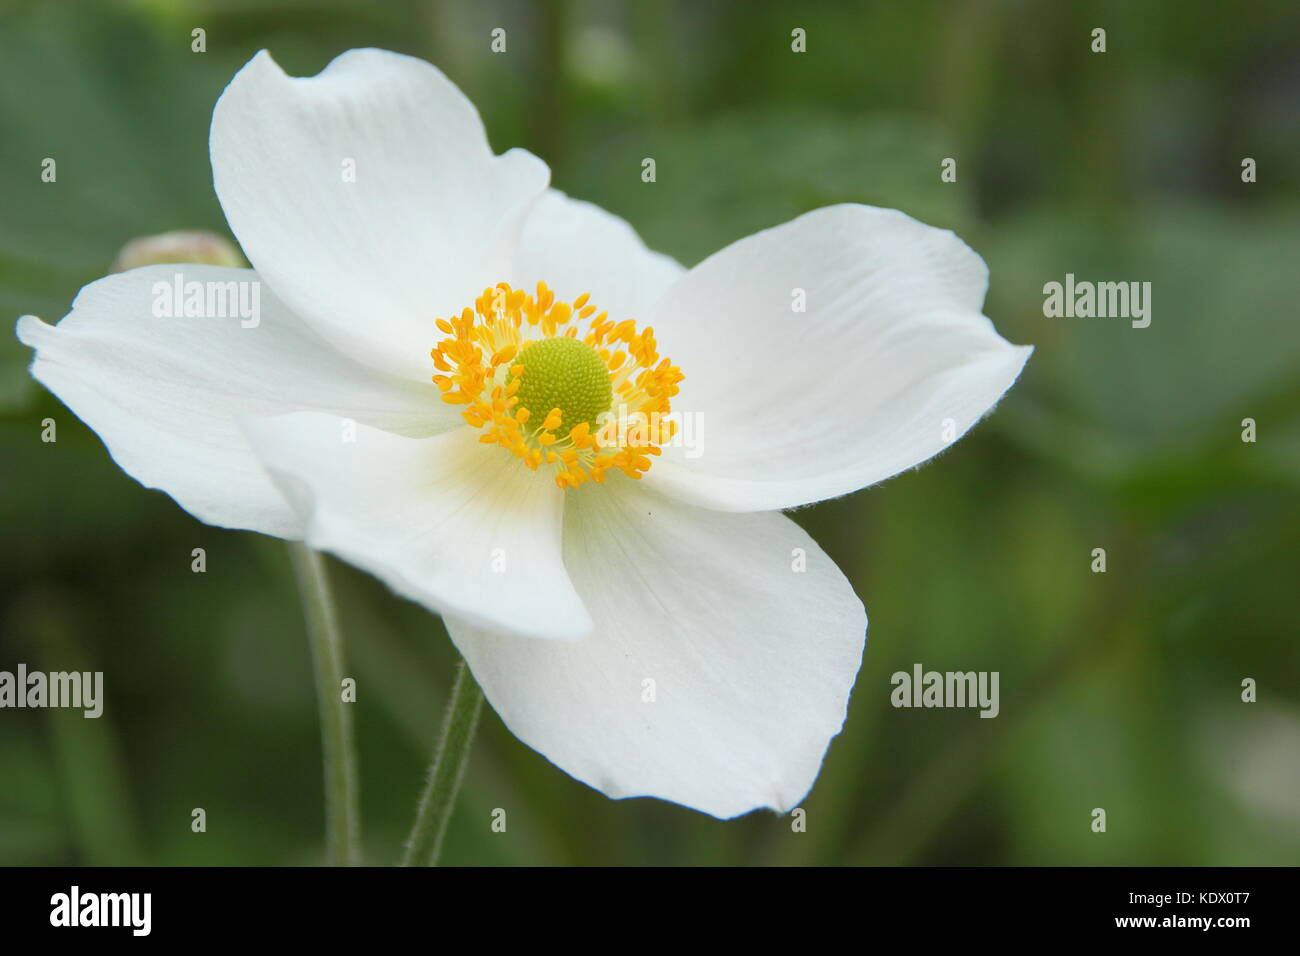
514, 337, 613, 432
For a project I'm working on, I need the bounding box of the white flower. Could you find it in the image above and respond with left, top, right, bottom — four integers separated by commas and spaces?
16, 49, 1031, 818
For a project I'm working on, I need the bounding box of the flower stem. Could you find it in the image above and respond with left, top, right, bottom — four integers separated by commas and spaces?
288, 542, 361, 866
401, 657, 484, 866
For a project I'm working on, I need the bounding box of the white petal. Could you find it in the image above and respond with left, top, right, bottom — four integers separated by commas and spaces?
241, 413, 591, 641
447, 479, 866, 818
17, 265, 444, 537
211, 49, 550, 380
643, 204, 1032, 512
512, 190, 684, 321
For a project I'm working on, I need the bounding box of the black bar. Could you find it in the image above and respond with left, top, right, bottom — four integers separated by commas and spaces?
1, 866, 1286, 941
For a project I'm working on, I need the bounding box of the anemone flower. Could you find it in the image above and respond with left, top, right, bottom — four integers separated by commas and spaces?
17, 49, 1031, 822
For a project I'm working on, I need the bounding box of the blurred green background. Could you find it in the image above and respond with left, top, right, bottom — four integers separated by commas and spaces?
2, 0, 1298, 865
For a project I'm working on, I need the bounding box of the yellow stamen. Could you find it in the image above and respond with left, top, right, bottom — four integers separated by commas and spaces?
427, 282, 684, 489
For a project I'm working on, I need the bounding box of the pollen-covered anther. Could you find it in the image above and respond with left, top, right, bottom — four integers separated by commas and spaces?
429, 282, 683, 488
